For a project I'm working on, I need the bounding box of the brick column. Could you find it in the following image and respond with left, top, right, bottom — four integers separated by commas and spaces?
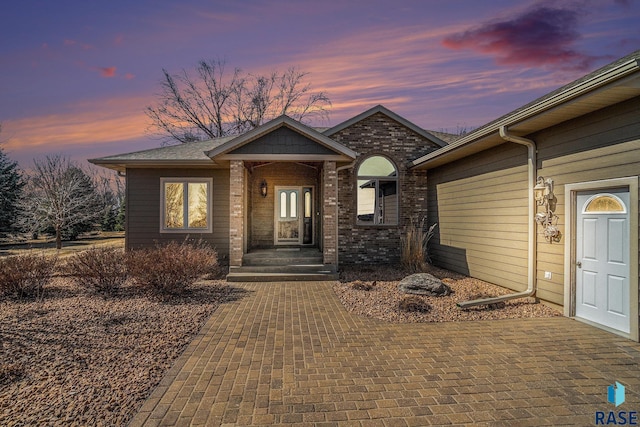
323, 161, 338, 265
229, 160, 244, 267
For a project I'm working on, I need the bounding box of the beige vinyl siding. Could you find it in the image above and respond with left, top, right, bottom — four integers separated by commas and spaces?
533, 96, 640, 305
428, 96, 640, 307
126, 168, 229, 254
428, 143, 530, 293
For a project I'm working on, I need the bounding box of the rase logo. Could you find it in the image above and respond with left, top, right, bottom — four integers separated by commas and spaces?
609, 382, 626, 407
596, 382, 637, 425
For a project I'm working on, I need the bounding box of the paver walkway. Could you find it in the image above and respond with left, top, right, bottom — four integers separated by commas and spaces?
130, 281, 640, 426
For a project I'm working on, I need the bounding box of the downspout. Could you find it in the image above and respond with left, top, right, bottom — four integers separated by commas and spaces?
457, 126, 537, 308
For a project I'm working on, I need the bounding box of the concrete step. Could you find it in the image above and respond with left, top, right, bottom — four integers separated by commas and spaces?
230, 265, 336, 274
243, 257, 323, 266
242, 249, 323, 266
226, 271, 339, 282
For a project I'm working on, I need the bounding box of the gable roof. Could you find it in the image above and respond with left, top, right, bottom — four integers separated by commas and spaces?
205, 115, 357, 161
412, 50, 640, 170
88, 136, 235, 172
324, 104, 448, 148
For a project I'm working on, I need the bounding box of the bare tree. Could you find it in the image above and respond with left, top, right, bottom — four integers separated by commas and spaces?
21, 155, 103, 249
146, 59, 331, 144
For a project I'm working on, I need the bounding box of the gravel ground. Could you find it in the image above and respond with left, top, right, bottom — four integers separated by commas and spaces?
0, 277, 236, 426
334, 265, 562, 323
1, 263, 560, 425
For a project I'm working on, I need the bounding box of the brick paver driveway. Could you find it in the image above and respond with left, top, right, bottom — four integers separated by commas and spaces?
131, 282, 640, 426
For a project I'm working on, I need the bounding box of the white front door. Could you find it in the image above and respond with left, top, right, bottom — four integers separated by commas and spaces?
576, 189, 630, 333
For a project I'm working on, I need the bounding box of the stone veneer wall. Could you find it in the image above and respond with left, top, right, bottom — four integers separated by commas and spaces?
330, 112, 439, 264
229, 160, 244, 266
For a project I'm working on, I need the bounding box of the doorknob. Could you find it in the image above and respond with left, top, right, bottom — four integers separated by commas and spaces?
576, 261, 582, 268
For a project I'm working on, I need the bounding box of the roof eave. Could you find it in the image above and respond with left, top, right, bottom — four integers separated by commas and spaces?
88, 159, 219, 172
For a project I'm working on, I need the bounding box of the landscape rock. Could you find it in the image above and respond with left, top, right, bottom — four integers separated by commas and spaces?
398, 273, 452, 296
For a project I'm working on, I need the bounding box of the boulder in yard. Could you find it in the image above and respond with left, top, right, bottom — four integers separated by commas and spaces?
398, 273, 452, 296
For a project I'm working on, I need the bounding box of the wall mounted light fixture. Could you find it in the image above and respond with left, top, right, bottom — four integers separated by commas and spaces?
260, 179, 268, 198
533, 176, 561, 243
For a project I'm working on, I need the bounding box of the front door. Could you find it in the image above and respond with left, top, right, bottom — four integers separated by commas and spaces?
275, 186, 314, 245
576, 189, 630, 334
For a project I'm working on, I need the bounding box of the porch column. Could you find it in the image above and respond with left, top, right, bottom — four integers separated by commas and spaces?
323, 160, 338, 265
229, 160, 244, 267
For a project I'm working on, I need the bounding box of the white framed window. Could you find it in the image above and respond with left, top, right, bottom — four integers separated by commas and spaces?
356, 155, 398, 225
160, 178, 212, 233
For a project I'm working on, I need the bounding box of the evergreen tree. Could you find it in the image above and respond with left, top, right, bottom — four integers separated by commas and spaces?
115, 197, 125, 232
0, 146, 25, 232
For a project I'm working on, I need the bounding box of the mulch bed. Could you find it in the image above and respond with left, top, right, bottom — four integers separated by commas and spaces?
0, 277, 239, 426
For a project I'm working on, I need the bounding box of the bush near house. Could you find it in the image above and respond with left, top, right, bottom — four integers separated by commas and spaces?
63, 247, 128, 295
127, 240, 218, 295
0, 253, 57, 299
400, 218, 437, 272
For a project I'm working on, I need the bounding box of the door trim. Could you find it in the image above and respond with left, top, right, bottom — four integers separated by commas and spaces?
564, 176, 639, 341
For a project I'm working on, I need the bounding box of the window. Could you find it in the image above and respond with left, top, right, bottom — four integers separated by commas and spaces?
582, 193, 627, 214
161, 178, 212, 232
356, 156, 398, 225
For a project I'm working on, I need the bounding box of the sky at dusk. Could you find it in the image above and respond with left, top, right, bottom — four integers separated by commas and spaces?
1, 0, 639, 168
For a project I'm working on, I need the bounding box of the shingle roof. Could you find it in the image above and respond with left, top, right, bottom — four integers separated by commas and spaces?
90, 136, 235, 163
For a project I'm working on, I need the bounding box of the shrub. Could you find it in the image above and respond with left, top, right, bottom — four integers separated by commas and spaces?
127, 240, 218, 295
63, 247, 127, 295
398, 295, 432, 313
351, 280, 377, 291
400, 218, 437, 273
0, 253, 57, 299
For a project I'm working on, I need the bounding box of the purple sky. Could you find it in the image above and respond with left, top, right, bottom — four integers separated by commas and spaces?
1, 0, 638, 168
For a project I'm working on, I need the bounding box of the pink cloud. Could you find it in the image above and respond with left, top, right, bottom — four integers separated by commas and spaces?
123, 73, 135, 80
442, 5, 601, 71
98, 66, 117, 77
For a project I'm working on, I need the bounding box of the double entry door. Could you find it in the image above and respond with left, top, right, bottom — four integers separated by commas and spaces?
275, 186, 314, 245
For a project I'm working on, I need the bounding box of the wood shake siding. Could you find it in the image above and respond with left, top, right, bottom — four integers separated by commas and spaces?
125, 168, 229, 255
427, 143, 530, 293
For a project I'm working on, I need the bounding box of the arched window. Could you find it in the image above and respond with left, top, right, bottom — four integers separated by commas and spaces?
356, 156, 398, 225
582, 193, 627, 214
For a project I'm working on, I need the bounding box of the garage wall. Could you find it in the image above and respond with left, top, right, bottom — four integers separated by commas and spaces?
428, 96, 640, 307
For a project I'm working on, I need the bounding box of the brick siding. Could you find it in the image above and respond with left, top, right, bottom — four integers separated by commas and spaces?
330, 112, 439, 264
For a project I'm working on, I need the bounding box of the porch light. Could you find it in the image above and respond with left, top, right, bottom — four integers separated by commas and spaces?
534, 176, 553, 206
533, 176, 560, 243
260, 179, 268, 198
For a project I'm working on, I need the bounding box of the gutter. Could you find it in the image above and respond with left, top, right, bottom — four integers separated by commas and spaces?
457, 126, 537, 308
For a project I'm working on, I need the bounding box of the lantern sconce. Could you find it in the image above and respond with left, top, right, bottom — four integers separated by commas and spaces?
533, 176, 561, 243
260, 179, 268, 198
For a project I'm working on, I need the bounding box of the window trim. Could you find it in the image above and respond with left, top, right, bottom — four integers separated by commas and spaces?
355, 155, 399, 226
160, 177, 213, 233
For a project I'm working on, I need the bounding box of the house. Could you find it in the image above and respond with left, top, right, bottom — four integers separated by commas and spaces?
412, 50, 640, 341
89, 105, 447, 277
91, 50, 640, 341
